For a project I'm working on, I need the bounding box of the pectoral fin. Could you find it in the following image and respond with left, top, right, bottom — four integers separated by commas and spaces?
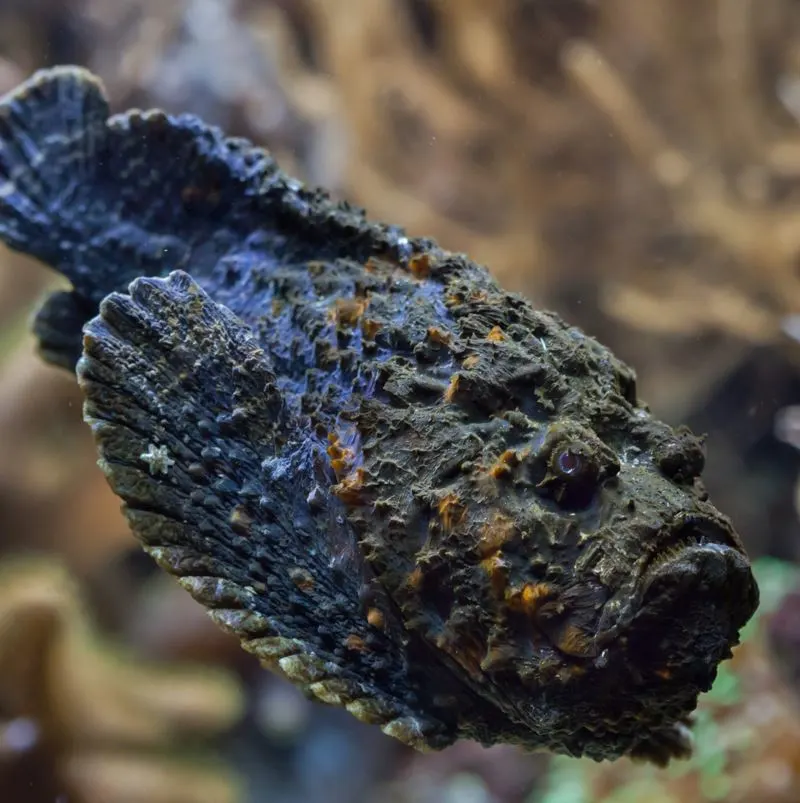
77, 270, 453, 750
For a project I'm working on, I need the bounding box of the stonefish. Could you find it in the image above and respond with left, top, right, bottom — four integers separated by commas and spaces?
0, 67, 758, 764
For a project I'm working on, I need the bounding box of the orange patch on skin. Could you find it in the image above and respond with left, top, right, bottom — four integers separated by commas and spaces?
462, 354, 480, 370
326, 433, 356, 478
330, 297, 368, 327
488, 449, 521, 479
556, 625, 595, 658
426, 326, 451, 345
437, 493, 465, 532
522, 583, 550, 610
408, 253, 432, 278
345, 634, 368, 652
361, 318, 382, 340
444, 374, 460, 403
405, 566, 424, 591
332, 468, 366, 505
477, 514, 516, 558
655, 668, 673, 680
486, 325, 505, 342
507, 583, 553, 616
445, 293, 464, 307
367, 607, 386, 631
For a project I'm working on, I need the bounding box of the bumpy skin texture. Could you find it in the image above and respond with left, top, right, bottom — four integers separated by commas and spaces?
0, 67, 759, 764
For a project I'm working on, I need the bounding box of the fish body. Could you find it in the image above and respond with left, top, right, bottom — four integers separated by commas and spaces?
0, 67, 758, 763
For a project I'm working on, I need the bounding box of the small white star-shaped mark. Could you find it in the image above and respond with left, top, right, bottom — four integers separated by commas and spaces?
140, 443, 175, 476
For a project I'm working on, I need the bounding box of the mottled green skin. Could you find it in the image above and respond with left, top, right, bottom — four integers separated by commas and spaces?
0, 67, 758, 763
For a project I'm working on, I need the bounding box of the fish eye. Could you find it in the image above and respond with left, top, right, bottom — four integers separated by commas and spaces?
543, 441, 600, 510
555, 447, 585, 477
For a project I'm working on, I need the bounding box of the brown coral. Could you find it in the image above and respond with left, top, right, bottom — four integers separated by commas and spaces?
0, 557, 244, 803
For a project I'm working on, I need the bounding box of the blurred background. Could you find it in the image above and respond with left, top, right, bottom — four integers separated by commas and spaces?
3, 0, 800, 801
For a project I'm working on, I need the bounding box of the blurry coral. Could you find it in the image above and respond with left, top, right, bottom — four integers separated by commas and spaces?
0, 331, 132, 576
766, 584, 800, 698
373, 742, 545, 803
0, 556, 244, 803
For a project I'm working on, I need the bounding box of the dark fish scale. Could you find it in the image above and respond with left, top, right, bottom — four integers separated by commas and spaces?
0, 67, 759, 764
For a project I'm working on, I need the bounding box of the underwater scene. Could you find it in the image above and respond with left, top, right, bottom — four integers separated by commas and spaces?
0, 2, 799, 802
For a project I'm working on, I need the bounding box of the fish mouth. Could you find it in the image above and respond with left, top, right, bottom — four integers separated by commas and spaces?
641, 510, 744, 576
588, 514, 758, 675
644, 540, 757, 631
642, 513, 757, 625
619, 525, 758, 688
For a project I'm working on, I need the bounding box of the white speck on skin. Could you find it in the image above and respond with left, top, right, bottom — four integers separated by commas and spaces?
140, 443, 175, 475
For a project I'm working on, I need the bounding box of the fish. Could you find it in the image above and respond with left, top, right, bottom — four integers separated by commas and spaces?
0, 66, 758, 764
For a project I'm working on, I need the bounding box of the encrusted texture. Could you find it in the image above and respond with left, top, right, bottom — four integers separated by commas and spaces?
0, 67, 759, 764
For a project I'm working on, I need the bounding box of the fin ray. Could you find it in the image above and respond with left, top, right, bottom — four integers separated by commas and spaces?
76, 270, 449, 748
